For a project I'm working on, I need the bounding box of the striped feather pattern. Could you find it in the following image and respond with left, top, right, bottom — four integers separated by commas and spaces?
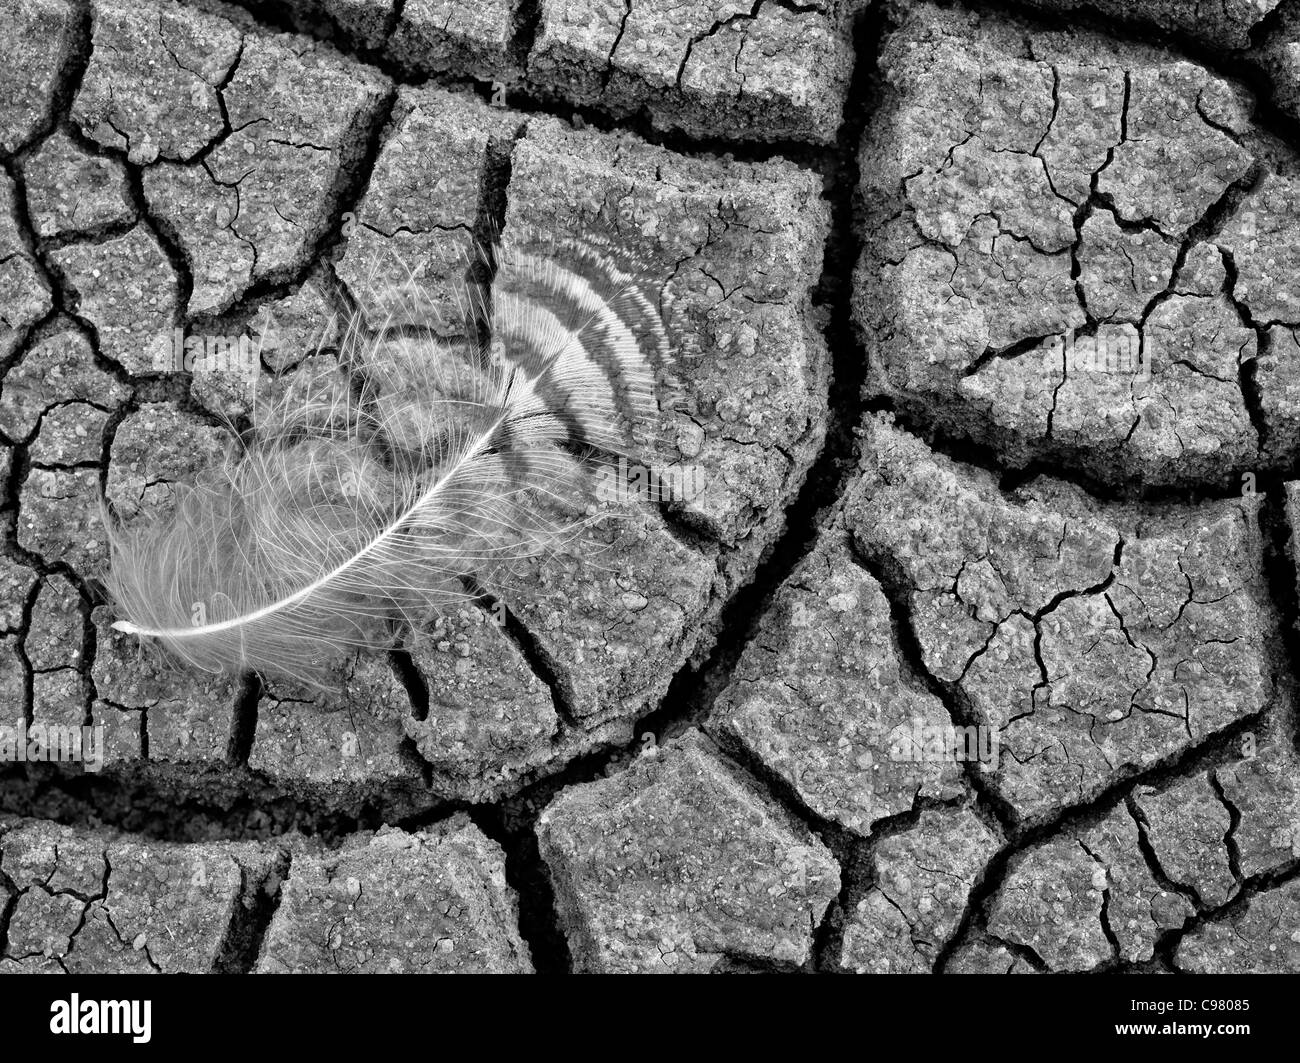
103, 229, 676, 685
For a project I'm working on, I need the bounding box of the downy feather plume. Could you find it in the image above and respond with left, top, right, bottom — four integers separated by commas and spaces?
103, 228, 678, 685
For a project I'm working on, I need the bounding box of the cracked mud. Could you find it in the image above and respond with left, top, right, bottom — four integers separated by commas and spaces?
1, 0, 1300, 975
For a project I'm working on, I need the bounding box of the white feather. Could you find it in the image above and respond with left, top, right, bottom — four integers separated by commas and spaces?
103, 229, 676, 685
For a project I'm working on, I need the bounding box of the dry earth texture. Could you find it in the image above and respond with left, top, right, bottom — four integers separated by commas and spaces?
2, 0, 1300, 974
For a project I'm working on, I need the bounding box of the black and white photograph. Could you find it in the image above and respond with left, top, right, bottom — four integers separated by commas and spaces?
0, 0, 1295, 1043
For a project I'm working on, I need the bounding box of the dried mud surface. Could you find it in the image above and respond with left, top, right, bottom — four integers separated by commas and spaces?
2, 0, 1299, 973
